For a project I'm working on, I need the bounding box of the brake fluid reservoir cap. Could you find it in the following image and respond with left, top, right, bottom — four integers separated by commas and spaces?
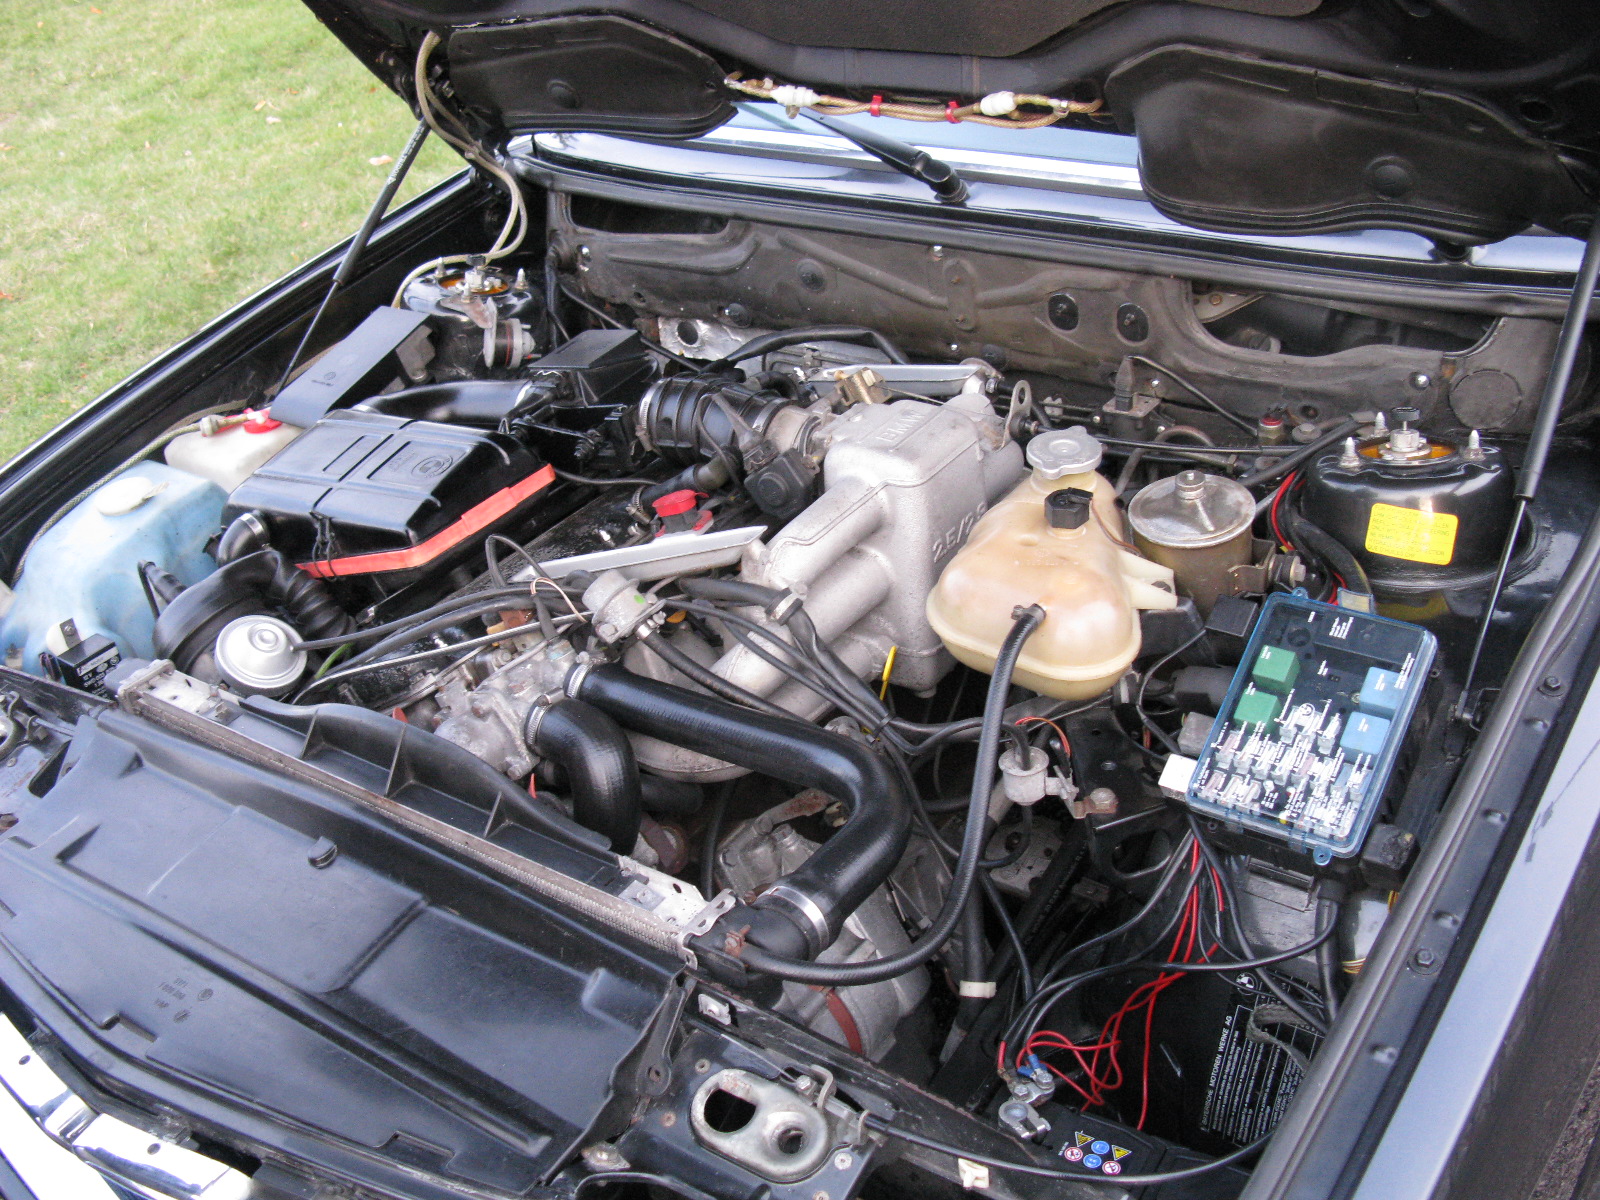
214, 615, 307, 697
1128, 470, 1254, 548
1026, 427, 1102, 479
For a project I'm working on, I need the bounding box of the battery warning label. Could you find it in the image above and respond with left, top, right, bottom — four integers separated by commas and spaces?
1200, 988, 1322, 1147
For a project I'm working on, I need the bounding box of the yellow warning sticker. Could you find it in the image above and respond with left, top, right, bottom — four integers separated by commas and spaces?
1364, 503, 1458, 565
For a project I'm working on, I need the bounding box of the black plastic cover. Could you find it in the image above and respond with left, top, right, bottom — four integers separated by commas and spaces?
448, 16, 734, 139
270, 306, 430, 428
1105, 46, 1593, 244
224, 409, 545, 561
0, 697, 679, 1193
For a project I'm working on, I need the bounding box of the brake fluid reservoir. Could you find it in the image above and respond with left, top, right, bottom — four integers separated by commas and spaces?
164, 410, 302, 492
926, 427, 1177, 700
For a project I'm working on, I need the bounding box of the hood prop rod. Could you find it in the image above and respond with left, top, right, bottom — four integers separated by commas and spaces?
1456, 214, 1600, 721
270, 118, 430, 409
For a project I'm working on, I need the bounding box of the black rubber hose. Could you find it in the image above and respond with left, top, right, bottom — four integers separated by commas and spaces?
1288, 508, 1372, 595
571, 662, 911, 956
677, 576, 790, 612
640, 774, 704, 817
216, 511, 270, 565
524, 699, 643, 854
708, 325, 909, 371
957, 869, 991, 1025
1237, 419, 1361, 488
153, 548, 357, 673
639, 457, 731, 507
637, 629, 792, 720
734, 604, 1046, 985
1317, 898, 1343, 1021
251, 550, 360, 641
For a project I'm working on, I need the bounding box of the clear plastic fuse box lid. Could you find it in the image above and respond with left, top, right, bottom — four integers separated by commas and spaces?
1183, 591, 1437, 864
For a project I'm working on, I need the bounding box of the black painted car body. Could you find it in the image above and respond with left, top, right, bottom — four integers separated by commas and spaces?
0, 5, 1597, 1200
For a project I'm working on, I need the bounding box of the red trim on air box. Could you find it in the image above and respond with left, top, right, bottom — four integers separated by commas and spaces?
298, 464, 557, 579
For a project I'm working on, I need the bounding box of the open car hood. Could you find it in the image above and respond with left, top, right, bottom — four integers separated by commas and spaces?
300, 0, 1600, 245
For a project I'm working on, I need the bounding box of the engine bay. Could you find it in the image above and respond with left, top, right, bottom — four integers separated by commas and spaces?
0, 192, 1589, 1199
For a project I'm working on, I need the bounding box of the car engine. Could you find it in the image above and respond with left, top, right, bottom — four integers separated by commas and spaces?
0, 218, 1585, 1200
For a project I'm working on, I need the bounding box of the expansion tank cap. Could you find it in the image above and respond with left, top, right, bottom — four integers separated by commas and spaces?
1026, 426, 1102, 478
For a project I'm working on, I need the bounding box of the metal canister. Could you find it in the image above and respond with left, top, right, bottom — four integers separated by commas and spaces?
1127, 470, 1255, 614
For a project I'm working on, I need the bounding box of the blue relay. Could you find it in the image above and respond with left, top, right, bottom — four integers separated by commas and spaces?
1340, 711, 1392, 758
1359, 666, 1404, 719
1184, 592, 1436, 863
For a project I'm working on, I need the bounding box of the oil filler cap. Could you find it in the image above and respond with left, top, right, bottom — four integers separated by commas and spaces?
1046, 487, 1094, 530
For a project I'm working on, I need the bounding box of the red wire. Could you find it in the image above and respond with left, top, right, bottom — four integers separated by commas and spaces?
1268, 471, 1297, 550
1019, 845, 1232, 1126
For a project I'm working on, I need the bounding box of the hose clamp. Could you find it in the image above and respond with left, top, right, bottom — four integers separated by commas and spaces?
758, 884, 832, 957
563, 659, 593, 700
522, 694, 561, 746
637, 379, 663, 453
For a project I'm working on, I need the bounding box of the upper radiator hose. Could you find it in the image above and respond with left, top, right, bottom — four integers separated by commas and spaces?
570, 662, 910, 959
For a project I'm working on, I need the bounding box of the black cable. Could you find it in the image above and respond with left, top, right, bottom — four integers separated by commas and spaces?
292, 586, 532, 652
1189, 818, 1328, 1036
862, 1114, 1267, 1186
295, 616, 581, 701
737, 606, 1046, 986
1237, 419, 1362, 489
700, 781, 731, 897
553, 468, 661, 487
1125, 355, 1256, 435
1135, 629, 1207, 754
982, 872, 1034, 1001
1288, 507, 1372, 596
637, 629, 792, 720
708, 325, 910, 371
555, 281, 700, 370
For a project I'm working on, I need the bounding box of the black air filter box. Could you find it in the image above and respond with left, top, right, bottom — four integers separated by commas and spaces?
224, 409, 551, 574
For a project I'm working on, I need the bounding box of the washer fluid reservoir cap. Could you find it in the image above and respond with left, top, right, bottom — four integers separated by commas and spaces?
214, 614, 307, 697
93, 475, 167, 516
1026, 426, 1102, 479
1128, 469, 1254, 549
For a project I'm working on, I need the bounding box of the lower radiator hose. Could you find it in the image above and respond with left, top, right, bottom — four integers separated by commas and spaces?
524, 699, 643, 855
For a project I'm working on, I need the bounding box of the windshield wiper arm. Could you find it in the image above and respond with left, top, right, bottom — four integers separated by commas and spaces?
801, 111, 969, 205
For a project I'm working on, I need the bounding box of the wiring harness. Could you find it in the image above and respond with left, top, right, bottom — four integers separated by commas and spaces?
725, 73, 1103, 128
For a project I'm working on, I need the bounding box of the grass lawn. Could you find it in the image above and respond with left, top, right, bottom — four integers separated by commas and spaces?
0, 0, 462, 464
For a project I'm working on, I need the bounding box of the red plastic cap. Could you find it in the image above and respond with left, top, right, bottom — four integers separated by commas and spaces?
242, 408, 283, 434
652, 489, 699, 518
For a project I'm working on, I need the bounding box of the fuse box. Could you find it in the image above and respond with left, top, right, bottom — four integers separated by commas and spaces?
1184, 592, 1435, 864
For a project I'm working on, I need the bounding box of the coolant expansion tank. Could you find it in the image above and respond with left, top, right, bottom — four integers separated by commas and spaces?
926, 427, 1176, 699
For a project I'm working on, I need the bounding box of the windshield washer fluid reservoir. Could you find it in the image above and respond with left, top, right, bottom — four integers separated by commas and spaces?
927, 427, 1176, 700
0, 463, 226, 673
